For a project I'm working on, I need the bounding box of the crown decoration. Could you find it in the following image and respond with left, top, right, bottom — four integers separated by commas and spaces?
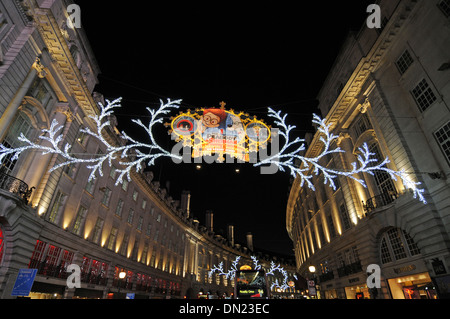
164, 101, 271, 162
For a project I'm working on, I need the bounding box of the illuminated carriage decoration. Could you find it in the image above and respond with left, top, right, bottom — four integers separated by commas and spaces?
166, 101, 271, 163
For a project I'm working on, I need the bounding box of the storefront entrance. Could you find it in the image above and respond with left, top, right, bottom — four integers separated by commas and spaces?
387, 272, 437, 299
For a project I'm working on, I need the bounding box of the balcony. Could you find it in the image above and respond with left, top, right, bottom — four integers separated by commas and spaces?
318, 271, 335, 283
337, 260, 363, 277
0, 171, 34, 204
363, 191, 398, 214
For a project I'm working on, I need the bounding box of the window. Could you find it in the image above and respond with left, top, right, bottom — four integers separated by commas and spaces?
29, 240, 47, 268
369, 143, 397, 196
92, 217, 104, 244
137, 216, 143, 231
434, 121, 450, 166
76, 130, 88, 147
85, 178, 96, 195
121, 179, 128, 191
380, 237, 392, 264
27, 78, 54, 109
141, 244, 149, 264
47, 191, 66, 224
142, 199, 147, 210
412, 79, 437, 112
352, 113, 372, 138
72, 206, 87, 235
403, 230, 421, 256
120, 234, 129, 256
106, 227, 118, 250
339, 203, 351, 231
115, 199, 124, 217
127, 209, 135, 224
438, 0, 450, 17
146, 223, 152, 236
132, 190, 138, 201
379, 228, 421, 264
101, 188, 112, 206
109, 166, 117, 180
395, 50, 414, 75
0, 112, 33, 173
326, 212, 336, 239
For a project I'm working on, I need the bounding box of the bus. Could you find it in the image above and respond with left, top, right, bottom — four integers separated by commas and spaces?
234, 269, 270, 299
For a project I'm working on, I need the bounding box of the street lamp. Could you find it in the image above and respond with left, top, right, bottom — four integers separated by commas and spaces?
308, 265, 317, 299
118, 271, 126, 296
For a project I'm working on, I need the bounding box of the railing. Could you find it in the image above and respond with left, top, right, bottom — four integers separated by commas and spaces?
29, 259, 70, 279
337, 260, 363, 278
318, 271, 335, 283
0, 171, 34, 204
363, 191, 398, 214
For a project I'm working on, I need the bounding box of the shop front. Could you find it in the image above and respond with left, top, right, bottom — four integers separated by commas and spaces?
387, 272, 437, 299
384, 260, 437, 299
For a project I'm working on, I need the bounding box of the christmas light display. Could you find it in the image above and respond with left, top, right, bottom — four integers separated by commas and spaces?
0, 97, 426, 204
166, 101, 271, 162
208, 255, 291, 291
253, 108, 427, 204
0, 98, 182, 185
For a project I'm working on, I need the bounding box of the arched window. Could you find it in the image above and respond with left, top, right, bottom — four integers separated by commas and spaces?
0, 111, 33, 174
368, 142, 397, 196
0, 226, 4, 264
379, 228, 421, 264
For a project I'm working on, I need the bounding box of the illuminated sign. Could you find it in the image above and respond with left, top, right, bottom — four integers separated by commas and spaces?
167, 102, 270, 162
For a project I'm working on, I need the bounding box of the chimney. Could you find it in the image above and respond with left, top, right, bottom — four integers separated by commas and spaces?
246, 232, 253, 251
181, 190, 191, 218
227, 225, 235, 246
205, 210, 213, 232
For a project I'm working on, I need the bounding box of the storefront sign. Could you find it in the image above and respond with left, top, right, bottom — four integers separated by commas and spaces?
11, 269, 38, 296
393, 264, 416, 274
432, 259, 447, 275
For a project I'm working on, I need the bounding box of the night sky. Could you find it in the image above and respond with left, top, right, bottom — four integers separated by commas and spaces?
74, 1, 374, 256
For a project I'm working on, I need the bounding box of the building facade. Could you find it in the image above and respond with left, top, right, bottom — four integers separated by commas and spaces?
287, 0, 450, 299
0, 0, 296, 299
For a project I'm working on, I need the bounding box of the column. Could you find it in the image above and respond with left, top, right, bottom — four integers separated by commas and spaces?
0, 58, 45, 140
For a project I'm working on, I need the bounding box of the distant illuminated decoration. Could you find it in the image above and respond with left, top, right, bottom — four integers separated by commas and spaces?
208, 255, 292, 291
167, 101, 270, 162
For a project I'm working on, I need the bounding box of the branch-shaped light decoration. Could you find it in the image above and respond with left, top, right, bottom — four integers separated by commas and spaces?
0, 98, 426, 204
208, 255, 291, 292
0, 98, 182, 186
254, 109, 427, 204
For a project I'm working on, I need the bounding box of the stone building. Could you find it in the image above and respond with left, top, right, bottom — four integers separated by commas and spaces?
0, 0, 296, 299
286, 0, 450, 299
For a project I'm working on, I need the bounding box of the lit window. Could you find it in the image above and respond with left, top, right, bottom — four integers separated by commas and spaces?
379, 228, 420, 264
72, 206, 87, 235
412, 79, 437, 113
107, 227, 118, 250
47, 191, 66, 224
